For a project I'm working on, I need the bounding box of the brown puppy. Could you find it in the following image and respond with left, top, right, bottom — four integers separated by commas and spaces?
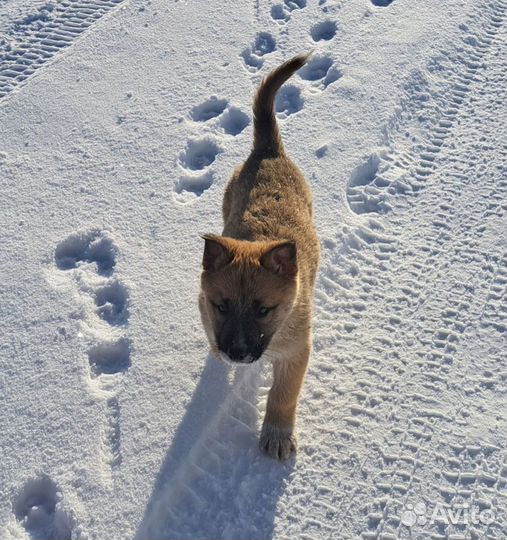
199, 53, 320, 460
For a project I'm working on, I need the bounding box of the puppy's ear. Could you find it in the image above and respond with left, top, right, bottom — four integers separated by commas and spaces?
201, 234, 233, 271
261, 241, 297, 277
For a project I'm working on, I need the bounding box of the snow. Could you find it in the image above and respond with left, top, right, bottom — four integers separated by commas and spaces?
0, 0, 506, 539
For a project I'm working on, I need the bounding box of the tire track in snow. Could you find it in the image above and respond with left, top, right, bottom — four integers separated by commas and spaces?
300, 2, 507, 536
346, 0, 507, 215
418, 33, 507, 536
137, 360, 287, 540
0, 0, 126, 100
318, 0, 507, 373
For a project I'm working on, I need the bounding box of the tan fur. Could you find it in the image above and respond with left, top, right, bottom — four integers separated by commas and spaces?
199, 54, 320, 460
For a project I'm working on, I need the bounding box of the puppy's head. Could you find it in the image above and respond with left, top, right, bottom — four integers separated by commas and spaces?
199, 234, 298, 364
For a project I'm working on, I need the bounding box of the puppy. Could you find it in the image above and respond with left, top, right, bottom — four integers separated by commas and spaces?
199, 53, 320, 460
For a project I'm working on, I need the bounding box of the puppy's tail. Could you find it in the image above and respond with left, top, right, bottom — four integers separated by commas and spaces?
253, 52, 311, 158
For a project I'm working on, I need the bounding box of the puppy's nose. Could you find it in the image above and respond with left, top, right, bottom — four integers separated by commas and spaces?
227, 340, 249, 361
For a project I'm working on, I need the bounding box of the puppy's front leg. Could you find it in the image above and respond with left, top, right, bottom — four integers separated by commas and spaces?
260, 341, 310, 460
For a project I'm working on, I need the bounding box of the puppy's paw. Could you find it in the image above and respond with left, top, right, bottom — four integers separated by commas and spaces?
259, 423, 297, 460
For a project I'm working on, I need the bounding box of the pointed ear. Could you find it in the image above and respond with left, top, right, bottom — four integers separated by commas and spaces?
201, 234, 233, 271
261, 241, 297, 277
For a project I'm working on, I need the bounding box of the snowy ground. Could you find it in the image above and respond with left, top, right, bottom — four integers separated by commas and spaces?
1, 0, 506, 539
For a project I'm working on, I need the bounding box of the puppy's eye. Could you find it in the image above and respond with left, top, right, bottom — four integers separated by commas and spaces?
257, 306, 271, 318
214, 302, 228, 314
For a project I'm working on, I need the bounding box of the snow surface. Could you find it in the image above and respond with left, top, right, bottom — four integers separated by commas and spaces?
1, 0, 506, 539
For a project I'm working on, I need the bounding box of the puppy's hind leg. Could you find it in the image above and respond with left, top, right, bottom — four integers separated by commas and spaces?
259, 340, 310, 460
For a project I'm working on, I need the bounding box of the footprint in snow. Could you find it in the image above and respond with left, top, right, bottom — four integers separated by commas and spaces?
55, 229, 116, 276
285, 0, 307, 10
190, 97, 228, 122
310, 20, 337, 42
241, 32, 276, 73
175, 137, 221, 202
219, 107, 250, 136
88, 337, 131, 377
299, 54, 342, 90
271, 0, 307, 24
175, 170, 216, 198
346, 154, 389, 215
54, 229, 130, 474
275, 84, 304, 117
174, 96, 250, 204
13, 476, 75, 540
189, 97, 250, 137
55, 230, 130, 327
94, 279, 129, 326
178, 138, 222, 171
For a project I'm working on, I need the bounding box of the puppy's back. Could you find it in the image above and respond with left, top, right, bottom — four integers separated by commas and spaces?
222, 54, 319, 285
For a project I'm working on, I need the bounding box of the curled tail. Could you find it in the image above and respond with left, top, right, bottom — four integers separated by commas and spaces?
253, 52, 311, 158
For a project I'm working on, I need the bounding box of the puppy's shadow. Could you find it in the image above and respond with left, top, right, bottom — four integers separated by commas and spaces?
136, 353, 294, 540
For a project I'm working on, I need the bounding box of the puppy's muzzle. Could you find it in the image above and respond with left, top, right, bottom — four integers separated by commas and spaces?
223, 339, 257, 363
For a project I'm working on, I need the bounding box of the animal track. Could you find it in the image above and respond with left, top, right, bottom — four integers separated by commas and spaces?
241, 32, 276, 72
175, 171, 215, 197
178, 138, 221, 171
14, 476, 73, 540
94, 280, 129, 326
175, 98, 250, 202
300, 56, 333, 80
311, 20, 337, 41
315, 144, 328, 158
55, 229, 116, 275
175, 138, 221, 202
275, 85, 304, 117
251, 32, 277, 56
88, 338, 131, 376
53, 229, 130, 477
285, 0, 307, 11
190, 97, 228, 121
270, 0, 306, 24
0, 0, 126, 99
271, 5, 290, 23
299, 55, 342, 88
219, 106, 250, 135
190, 98, 250, 136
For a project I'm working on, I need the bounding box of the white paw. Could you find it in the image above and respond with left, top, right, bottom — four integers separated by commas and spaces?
259, 423, 297, 460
